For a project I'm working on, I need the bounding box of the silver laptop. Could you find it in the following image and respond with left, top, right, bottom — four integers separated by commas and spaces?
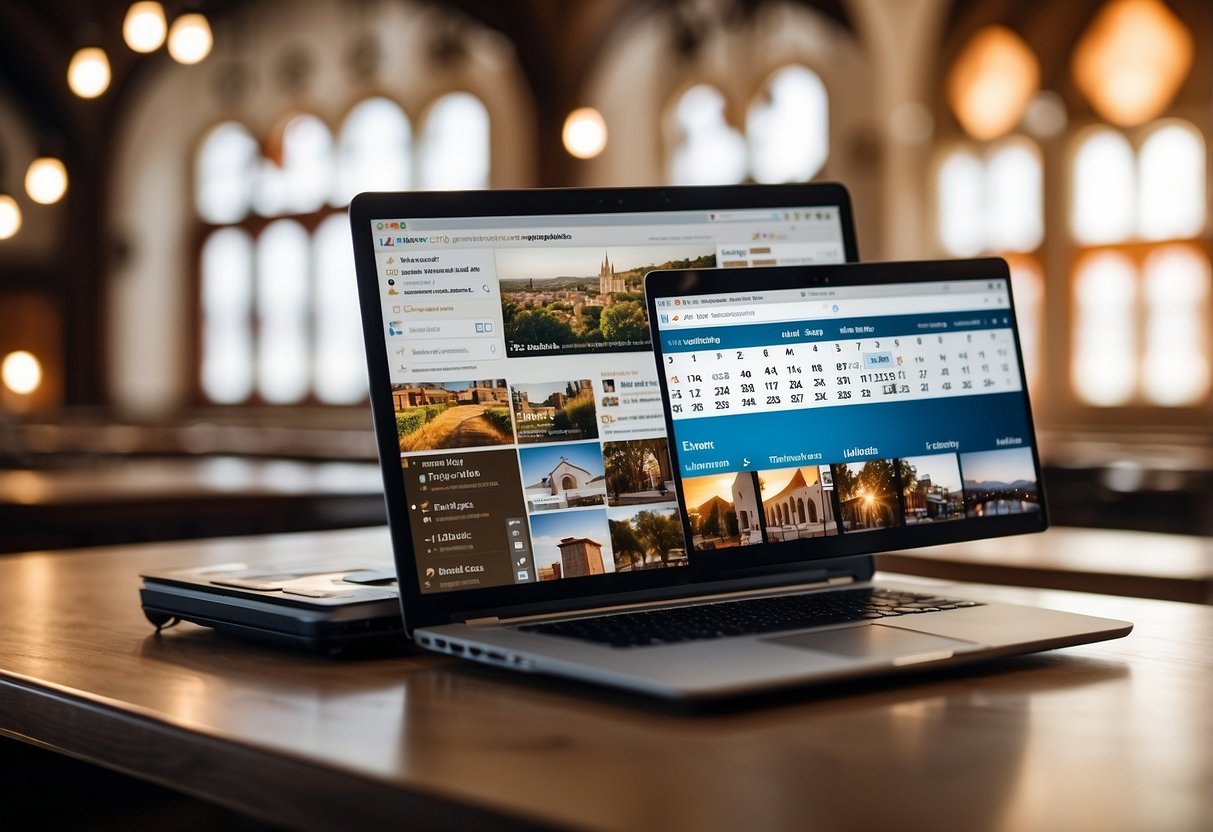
349, 187, 1130, 699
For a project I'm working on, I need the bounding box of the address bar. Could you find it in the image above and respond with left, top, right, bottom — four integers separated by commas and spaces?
667, 293, 1005, 329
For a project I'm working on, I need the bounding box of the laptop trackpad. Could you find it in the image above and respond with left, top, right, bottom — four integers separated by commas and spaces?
766, 624, 973, 660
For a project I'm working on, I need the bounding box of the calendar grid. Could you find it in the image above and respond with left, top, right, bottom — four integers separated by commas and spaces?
665, 326, 1022, 422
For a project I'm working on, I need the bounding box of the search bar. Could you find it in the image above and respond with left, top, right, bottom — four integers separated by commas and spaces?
665, 293, 1007, 329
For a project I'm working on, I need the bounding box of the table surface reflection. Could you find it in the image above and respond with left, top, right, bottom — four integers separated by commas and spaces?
1, 527, 1210, 831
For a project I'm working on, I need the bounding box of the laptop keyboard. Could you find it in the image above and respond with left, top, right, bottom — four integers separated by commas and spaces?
518, 587, 981, 648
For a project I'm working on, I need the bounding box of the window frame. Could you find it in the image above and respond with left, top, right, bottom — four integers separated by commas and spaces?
663, 60, 833, 187
1062, 117, 1213, 422
190, 92, 493, 408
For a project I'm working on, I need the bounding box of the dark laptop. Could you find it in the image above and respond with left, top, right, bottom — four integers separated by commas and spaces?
349, 187, 1130, 698
141, 184, 855, 656
140, 560, 402, 654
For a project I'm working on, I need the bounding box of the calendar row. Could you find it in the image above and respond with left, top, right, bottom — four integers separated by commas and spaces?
664, 328, 1022, 420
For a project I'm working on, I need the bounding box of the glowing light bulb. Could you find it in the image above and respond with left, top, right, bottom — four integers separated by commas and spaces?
25, 158, 69, 205
68, 47, 111, 98
1, 351, 43, 396
168, 13, 213, 65
124, 2, 167, 53
562, 107, 608, 160
0, 195, 21, 240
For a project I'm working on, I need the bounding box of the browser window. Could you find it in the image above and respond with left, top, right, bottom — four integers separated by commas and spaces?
652, 277, 1041, 551
369, 208, 847, 593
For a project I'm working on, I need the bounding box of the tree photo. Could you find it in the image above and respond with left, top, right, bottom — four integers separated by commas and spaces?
602, 437, 673, 505
607, 505, 686, 571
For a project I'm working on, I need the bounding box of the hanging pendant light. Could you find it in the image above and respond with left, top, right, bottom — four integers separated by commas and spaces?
124, 2, 168, 53
0, 194, 21, 240
68, 46, 111, 98
25, 157, 69, 205
168, 13, 213, 65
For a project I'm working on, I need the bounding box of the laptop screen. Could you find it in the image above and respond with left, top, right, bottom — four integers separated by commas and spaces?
353, 189, 855, 601
647, 259, 1045, 568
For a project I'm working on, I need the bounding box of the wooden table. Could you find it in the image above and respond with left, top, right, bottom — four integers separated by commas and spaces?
0, 457, 386, 552
1, 528, 1211, 831
879, 525, 1213, 604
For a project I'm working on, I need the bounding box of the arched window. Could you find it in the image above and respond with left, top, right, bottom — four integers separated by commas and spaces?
561, 475, 577, 491
418, 93, 490, 190
1068, 119, 1209, 408
312, 214, 366, 404
667, 65, 828, 185
1138, 123, 1205, 241
252, 114, 334, 217
1141, 246, 1211, 406
746, 65, 829, 183
938, 138, 1042, 256
200, 228, 254, 403
194, 94, 492, 405
937, 149, 984, 257
985, 138, 1042, 252
668, 84, 748, 185
256, 219, 311, 404
196, 122, 258, 224
938, 5, 1212, 426
334, 97, 412, 205
1072, 251, 1137, 406
1071, 128, 1135, 245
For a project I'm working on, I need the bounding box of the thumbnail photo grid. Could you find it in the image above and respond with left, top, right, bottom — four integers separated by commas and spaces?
680, 448, 1039, 551
520, 435, 686, 581
391, 370, 689, 586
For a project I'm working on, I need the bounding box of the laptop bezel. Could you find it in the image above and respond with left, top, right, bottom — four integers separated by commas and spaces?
644, 257, 1049, 576
349, 184, 862, 632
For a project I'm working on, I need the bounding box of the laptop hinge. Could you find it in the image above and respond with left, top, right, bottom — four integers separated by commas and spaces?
461, 573, 858, 627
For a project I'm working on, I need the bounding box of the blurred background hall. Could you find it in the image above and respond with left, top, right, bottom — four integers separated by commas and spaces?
1, 0, 1212, 551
